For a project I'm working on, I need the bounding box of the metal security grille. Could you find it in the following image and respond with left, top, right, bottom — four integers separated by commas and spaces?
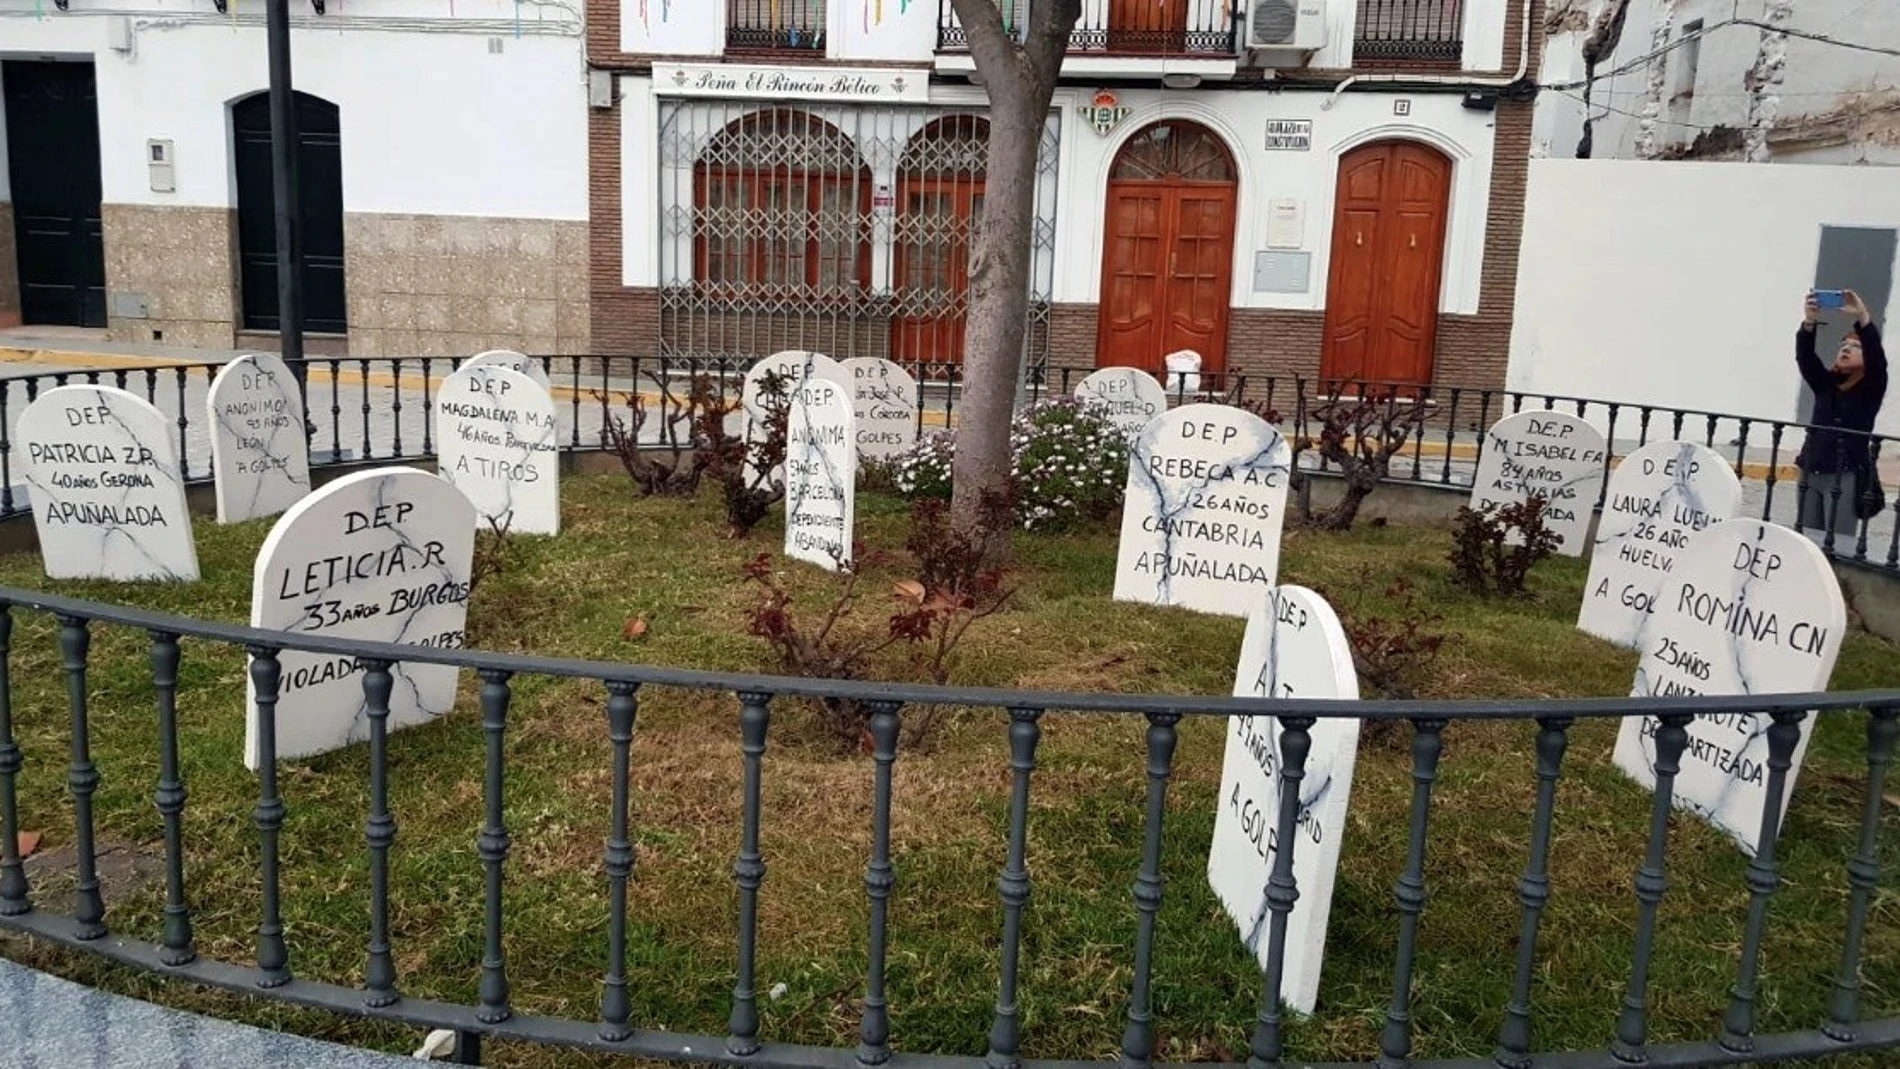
727, 0, 827, 51
1354, 0, 1465, 63
656, 99, 1059, 378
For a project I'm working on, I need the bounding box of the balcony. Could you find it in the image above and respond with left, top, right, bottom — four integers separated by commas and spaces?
728, 0, 827, 53
1353, 0, 1464, 66
937, 0, 1237, 57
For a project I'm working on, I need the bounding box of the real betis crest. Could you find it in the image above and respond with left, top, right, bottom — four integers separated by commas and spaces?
1079, 89, 1133, 137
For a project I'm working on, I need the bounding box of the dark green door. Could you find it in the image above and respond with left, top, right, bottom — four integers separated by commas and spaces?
4, 61, 106, 328
233, 91, 347, 334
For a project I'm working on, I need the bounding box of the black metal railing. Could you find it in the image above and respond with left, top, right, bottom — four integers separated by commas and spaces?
938, 0, 1236, 56
727, 0, 826, 52
1354, 0, 1464, 64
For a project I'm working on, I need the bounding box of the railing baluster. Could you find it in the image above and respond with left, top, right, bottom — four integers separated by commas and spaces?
1824, 704, 1899, 1041
151, 631, 194, 965
987, 707, 1044, 1069
1118, 711, 1181, 1069
0, 381, 13, 514
422, 358, 435, 456
0, 604, 26, 916
1764, 424, 1785, 520
1247, 715, 1315, 1069
1442, 389, 1459, 485
390, 360, 405, 458
174, 368, 190, 480
570, 356, 583, 450
61, 616, 106, 940
1376, 718, 1447, 1069
1611, 712, 1694, 1062
362, 659, 399, 1007
600, 679, 640, 1042
728, 690, 772, 1056
477, 667, 514, 1023
1493, 717, 1572, 1068
331, 360, 343, 460
859, 701, 902, 1066
1719, 709, 1809, 1052
359, 358, 373, 459
248, 645, 291, 985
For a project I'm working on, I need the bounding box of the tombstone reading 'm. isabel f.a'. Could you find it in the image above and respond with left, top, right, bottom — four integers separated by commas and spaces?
1114, 403, 1291, 617
1469, 411, 1608, 556
435, 364, 560, 535
1579, 441, 1742, 647
784, 376, 857, 571
19, 385, 199, 581
1611, 519, 1846, 855
1208, 585, 1360, 1015
247, 467, 477, 769
207, 353, 312, 524
840, 357, 919, 462
1075, 366, 1167, 438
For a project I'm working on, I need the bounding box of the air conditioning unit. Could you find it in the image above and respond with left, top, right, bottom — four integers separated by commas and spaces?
1248, 0, 1326, 52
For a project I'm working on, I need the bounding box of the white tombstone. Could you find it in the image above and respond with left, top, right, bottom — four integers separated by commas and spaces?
1611, 519, 1846, 855
247, 467, 477, 769
841, 357, 919, 462
463, 349, 552, 393
18, 385, 199, 582
1468, 411, 1609, 556
435, 365, 561, 535
1075, 367, 1168, 439
1208, 585, 1360, 1015
1579, 441, 1743, 647
743, 350, 850, 484
1162, 350, 1202, 397
1113, 403, 1292, 617
784, 376, 857, 571
207, 354, 312, 524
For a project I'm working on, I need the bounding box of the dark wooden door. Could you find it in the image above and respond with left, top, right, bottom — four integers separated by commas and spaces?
234, 91, 347, 334
1108, 0, 1189, 51
4, 61, 106, 328
1321, 141, 1451, 385
892, 180, 982, 366
1165, 185, 1235, 362
1097, 183, 1235, 375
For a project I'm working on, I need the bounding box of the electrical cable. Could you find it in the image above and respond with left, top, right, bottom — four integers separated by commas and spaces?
1545, 16, 1900, 92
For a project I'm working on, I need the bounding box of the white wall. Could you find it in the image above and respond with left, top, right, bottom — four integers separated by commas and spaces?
1510, 159, 1900, 432
622, 0, 724, 56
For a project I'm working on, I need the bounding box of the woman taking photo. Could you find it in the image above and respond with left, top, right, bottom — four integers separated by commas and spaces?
1795, 288, 1887, 538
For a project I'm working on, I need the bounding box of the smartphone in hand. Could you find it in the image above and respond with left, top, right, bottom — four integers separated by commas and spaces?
1814, 289, 1848, 309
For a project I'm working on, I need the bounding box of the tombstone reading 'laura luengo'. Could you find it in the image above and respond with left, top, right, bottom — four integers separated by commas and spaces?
1611, 519, 1846, 855
1469, 411, 1608, 556
743, 350, 850, 483
247, 467, 477, 769
1075, 366, 1167, 438
784, 376, 857, 571
841, 357, 919, 462
463, 349, 552, 393
435, 364, 560, 535
1207, 585, 1360, 1015
206, 353, 312, 524
1579, 441, 1743, 647
19, 385, 199, 581
1114, 403, 1292, 617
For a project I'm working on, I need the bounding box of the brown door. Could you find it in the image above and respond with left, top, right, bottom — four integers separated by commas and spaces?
1108, 0, 1189, 51
892, 180, 982, 367
1320, 141, 1452, 385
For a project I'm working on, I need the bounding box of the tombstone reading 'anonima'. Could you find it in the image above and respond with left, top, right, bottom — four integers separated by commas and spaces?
784, 375, 857, 571
1611, 519, 1846, 855
436, 364, 561, 535
744, 350, 850, 484
1075, 366, 1167, 438
841, 357, 919, 462
1469, 411, 1608, 556
207, 353, 312, 524
1579, 441, 1743, 647
19, 385, 199, 581
463, 349, 553, 393
1207, 585, 1360, 1015
247, 467, 477, 769
1114, 403, 1291, 617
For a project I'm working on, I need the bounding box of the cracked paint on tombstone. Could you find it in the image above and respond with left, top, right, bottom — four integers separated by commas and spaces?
1469, 411, 1609, 556
743, 350, 850, 487
784, 375, 857, 571
436, 364, 561, 536
207, 354, 312, 524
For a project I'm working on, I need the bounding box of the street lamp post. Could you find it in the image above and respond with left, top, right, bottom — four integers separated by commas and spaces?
265, 0, 313, 443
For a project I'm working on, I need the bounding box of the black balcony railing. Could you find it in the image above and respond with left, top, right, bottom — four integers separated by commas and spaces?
938, 0, 1236, 56
1354, 0, 1464, 63
728, 0, 826, 52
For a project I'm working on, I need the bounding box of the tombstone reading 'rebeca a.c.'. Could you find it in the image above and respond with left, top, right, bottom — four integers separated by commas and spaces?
207, 353, 312, 524
1579, 441, 1743, 647
1114, 403, 1292, 617
1611, 518, 1846, 855
247, 467, 477, 769
743, 350, 850, 484
1469, 411, 1608, 556
840, 357, 919, 462
463, 349, 552, 393
19, 385, 199, 581
1207, 584, 1360, 1015
1075, 366, 1167, 438
784, 375, 857, 571
435, 364, 560, 535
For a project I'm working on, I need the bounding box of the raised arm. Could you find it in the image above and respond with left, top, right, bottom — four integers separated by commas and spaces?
1796, 293, 1833, 392
1847, 289, 1887, 393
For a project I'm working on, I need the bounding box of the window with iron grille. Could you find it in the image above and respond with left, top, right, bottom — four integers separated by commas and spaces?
1353, 0, 1464, 65
728, 0, 827, 51
693, 109, 870, 293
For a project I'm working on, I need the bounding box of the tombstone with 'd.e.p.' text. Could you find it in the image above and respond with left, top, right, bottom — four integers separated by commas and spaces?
1075, 366, 1167, 438
1611, 518, 1845, 856
841, 357, 919, 462
744, 350, 850, 484
463, 349, 552, 393
435, 364, 561, 535
1469, 411, 1608, 556
207, 353, 312, 524
784, 375, 857, 571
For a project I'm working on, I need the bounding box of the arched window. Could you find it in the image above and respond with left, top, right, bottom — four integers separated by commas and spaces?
694, 109, 869, 294
891, 116, 988, 364
1109, 120, 1237, 183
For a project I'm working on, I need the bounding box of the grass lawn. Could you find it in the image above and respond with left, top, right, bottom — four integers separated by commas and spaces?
0, 473, 1895, 1067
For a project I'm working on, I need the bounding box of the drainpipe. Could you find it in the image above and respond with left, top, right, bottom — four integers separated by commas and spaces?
266, 0, 312, 441
1319, 0, 1539, 108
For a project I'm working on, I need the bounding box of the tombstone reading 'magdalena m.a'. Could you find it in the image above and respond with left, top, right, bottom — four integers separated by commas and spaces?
207, 353, 312, 524
1611, 519, 1846, 855
841, 357, 919, 462
1208, 585, 1359, 1015
1114, 403, 1291, 617
1075, 366, 1167, 438
1469, 411, 1608, 556
1578, 441, 1742, 647
20, 385, 199, 581
435, 364, 560, 535
784, 375, 857, 571
247, 468, 477, 769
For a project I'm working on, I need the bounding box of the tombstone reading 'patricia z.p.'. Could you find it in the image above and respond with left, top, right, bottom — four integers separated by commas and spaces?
841, 357, 919, 462
19, 385, 198, 581
1207, 585, 1360, 1015
435, 364, 561, 535
247, 467, 477, 769
207, 353, 312, 524
1611, 519, 1846, 855
1578, 441, 1743, 647
784, 376, 857, 571
1075, 366, 1167, 438
1469, 411, 1608, 556
1114, 403, 1292, 617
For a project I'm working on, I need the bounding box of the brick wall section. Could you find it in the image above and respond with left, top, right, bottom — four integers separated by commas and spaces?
0, 203, 18, 328
589, 94, 661, 357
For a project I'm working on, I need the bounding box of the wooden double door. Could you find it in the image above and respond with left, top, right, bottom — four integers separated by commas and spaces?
1320, 140, 1453, 385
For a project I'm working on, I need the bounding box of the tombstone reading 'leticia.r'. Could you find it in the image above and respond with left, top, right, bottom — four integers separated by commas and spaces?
1114, 403, 1292, 617
1075, 366, 1167, 438
247, 467, 477, 769
784, 376, 857, 571
435, 364, 561, 535
19, 385, 199, 581
841, 357, 919, 462
207, 353, 312, 524
463, 349, 552, 393
1207, 585, 1360, 1015
1469, 411, 1608, 556
1578, 441, 1743, 647
1611, 518, 1846, 855
743, 350, 850, 484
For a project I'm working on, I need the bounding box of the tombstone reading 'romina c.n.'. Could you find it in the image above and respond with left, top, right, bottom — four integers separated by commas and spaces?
1469, 411, 1609, 556
207, 353, 312, 524
435, 364, 561, 535
19, 385, 199, 581
1075, 366, 1167, 438
463, 349, 552, 393
784, 375, 857, 571
1114, 403, 1292, 617
1611, 518, 1846, 855
1578, 441, 1743, 647
1207, 585, 1360, 1015
247, 467, 477, 769
841, 357, 919, 462
743, 350, 850, 484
